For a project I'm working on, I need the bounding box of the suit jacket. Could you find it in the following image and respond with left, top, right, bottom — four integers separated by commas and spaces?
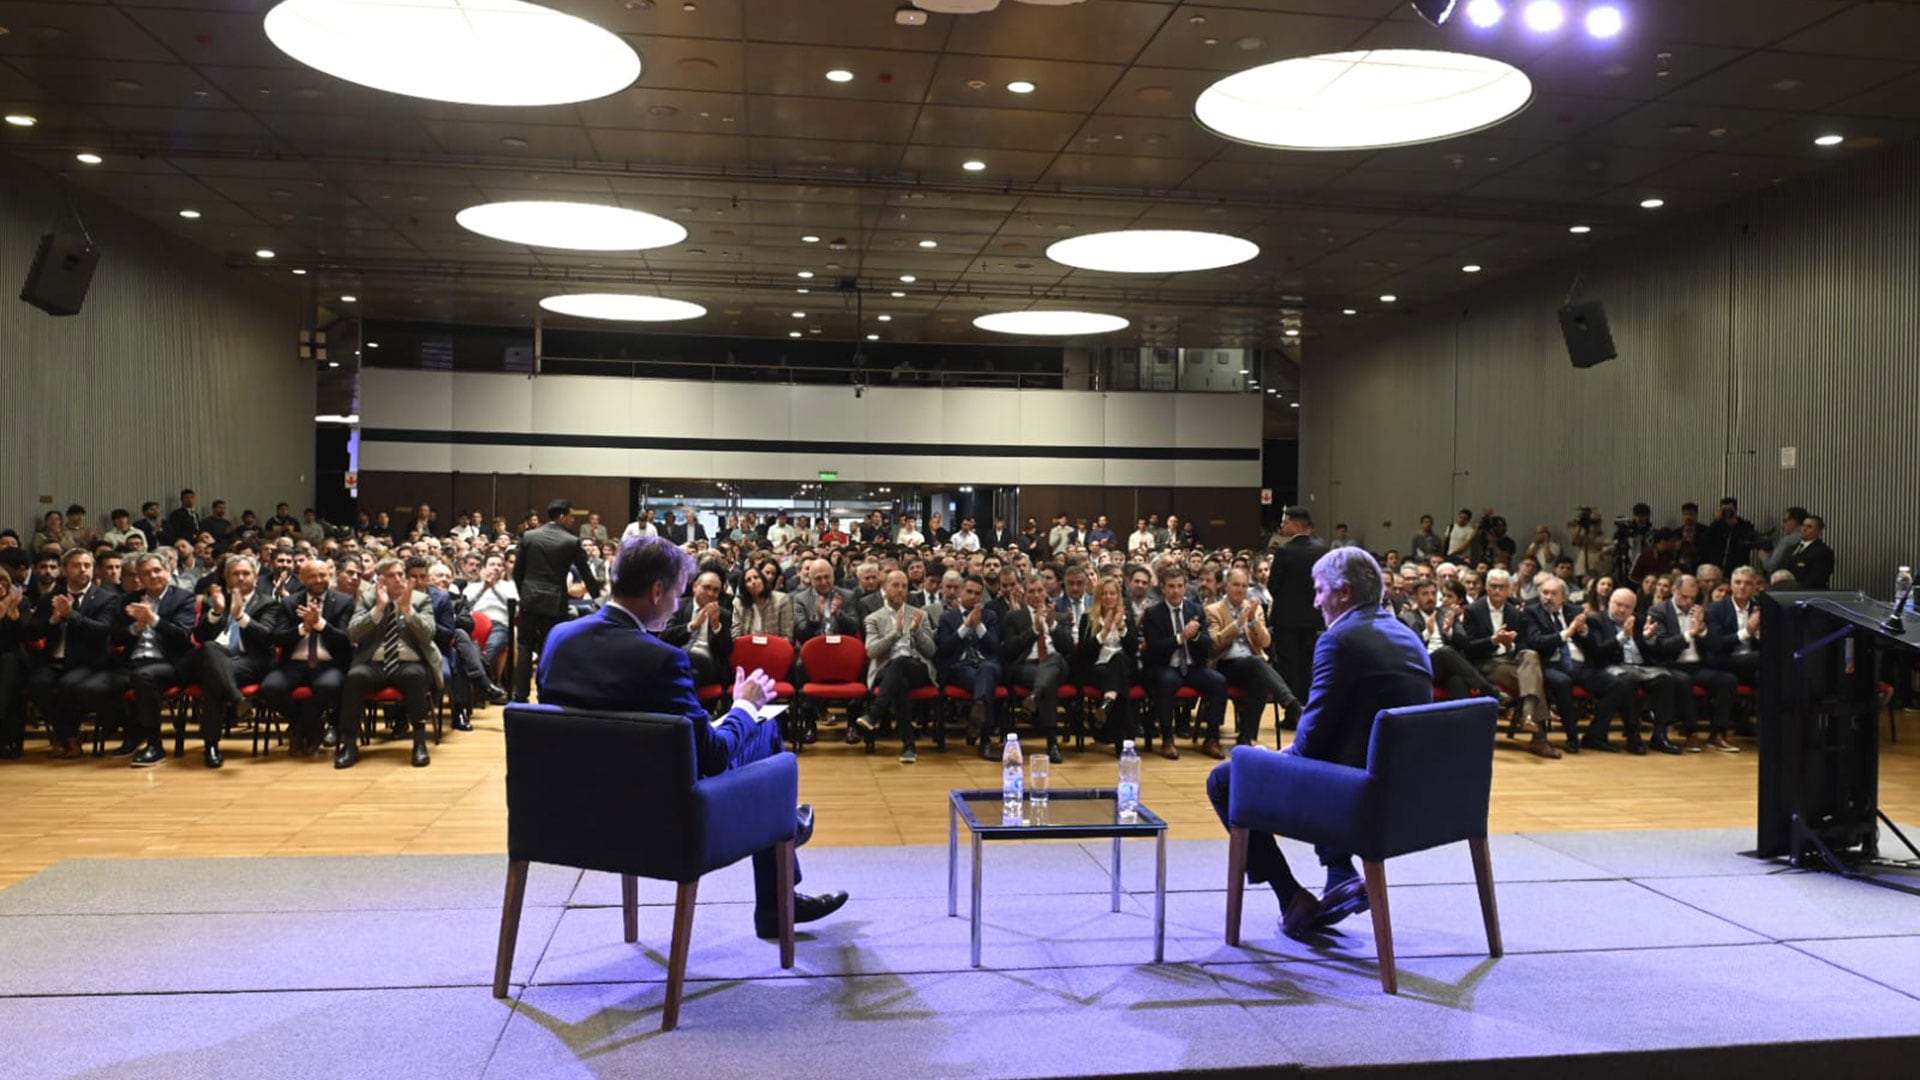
1269, 536, 1326, 628
113, 586, 198, 662
425, 586, 462, 653
135, 516, 167, 550
1706, 597, 1760, 656
536, 603, 766, 778
1787, 538, 1835, 588
732, 592, 795, 640
1076, 608, 1139, 671
25, 585, 123, 668
1207, 596, 1273, 662
1397, 605, 1466, 654
1459, 597, 1527, 662
514, 522, 598, 619
998, 604, 1073, 667
166, 507, 200, 544
663, 594, 735, 674
347, 589, 443, 687
1645, 599, 1714, 664
1582, 614, 1648, 669
864, 603, 937, 686
192, 588, 285, 667
934, 604, 1001, 679
791, 585, 860, 642
1142, 597, 1212, 672
1291, 607, 1434, 768
1522, 603, 1599, 669
275, 588, 355, 672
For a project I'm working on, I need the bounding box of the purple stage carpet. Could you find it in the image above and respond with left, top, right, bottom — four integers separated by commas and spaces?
3, 828, 1920, 1079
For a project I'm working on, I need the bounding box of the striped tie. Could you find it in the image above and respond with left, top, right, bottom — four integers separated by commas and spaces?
380, 603, 403, 677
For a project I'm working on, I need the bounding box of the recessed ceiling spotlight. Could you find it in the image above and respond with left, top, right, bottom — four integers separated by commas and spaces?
1342, 307, 1357, 315
1461, 263, 1482, 273
791, 311, 806, 318
1048, 229, 1259, 274
3, 114, 36, 127
1814, 133, 1845, 147
456, 200, 686, 250
1195, 49, 1533, 152
1584, 4, 1624, 38
1290, 402, 1300, 408
974, 310, 1129, 336
367, 342, 380, 348
292, 268, 308, 275
178, 209, 202, 219
878, 314, 892, 322
866, 333, 879, 340
263, 0, 641, 106
327, 361, 340, 369
891, 290, 906, 298
801, 234, 820, 243
1639, 197, 1665, 209
1521, 1, 1564, 32
1464, 0, 1504, 27
1380, 294, 1398, 303
796, 287, 810, 294
539, 294, 705, 321
1284, 328, 1301, 337
339, 294, 357, 302
788, 330, 801, 338
1569, 224, 1592, 234
899, 274, 917, 283
1007, 80, 1036, 94
918, 239, 937, 248
797, 270, 815, 278
962, 159, 987, 171
74, 152, 103, 165
256, 249, 277, 259
825, 68, 854, 83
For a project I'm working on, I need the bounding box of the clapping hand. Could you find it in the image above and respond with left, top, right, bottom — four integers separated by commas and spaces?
1182, 617, 1201, 642
128, 601, 157, 629
732, 665, 778, 709
301, 598, 324, 632
207, 583, 226, 617
50, 593, 73, 622
1570, 610, 1589, 634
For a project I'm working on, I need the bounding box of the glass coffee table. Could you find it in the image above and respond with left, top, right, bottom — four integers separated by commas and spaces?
947, 788, 1170, 967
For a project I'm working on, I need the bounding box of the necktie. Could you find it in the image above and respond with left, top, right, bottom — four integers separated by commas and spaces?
306, 604, 320, 669
380, 603, 403, 677
1036, 614, 1049, 661
1554, 611, 1574, 671
227, 600, 244, 654
1172, 606, 1188, 671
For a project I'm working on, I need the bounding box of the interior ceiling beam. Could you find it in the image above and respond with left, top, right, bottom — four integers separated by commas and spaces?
70, 138, 1633, 229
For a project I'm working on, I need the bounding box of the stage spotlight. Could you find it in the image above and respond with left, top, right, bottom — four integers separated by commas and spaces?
1464, 0, 1504, 27
1521, 0, 1564, 32
1408, 0, 1458, 27
1585, 4, 1624, 38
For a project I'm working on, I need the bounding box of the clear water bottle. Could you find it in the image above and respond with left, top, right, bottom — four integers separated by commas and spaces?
1898, 565, 1914, 609
1117, 740, 1141, 823
1001, 734, 1025, 821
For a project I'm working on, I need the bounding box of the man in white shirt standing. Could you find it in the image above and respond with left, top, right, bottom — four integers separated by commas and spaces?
766, 513, 796, 553
894, 516, 925, 549
951, 518, 982, 553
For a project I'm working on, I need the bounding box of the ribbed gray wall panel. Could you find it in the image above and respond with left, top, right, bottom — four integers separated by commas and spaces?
0, 152, 311, 538
1303, 140, 1920, 591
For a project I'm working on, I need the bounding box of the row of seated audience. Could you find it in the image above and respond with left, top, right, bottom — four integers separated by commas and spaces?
0, 491, 1827, 770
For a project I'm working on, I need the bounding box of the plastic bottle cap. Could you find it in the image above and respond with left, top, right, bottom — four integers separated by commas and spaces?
1122, 740, 1134, 750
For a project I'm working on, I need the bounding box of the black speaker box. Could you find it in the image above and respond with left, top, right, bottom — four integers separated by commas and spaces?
20, 232, 100, 316
1557, 300, 1617, 369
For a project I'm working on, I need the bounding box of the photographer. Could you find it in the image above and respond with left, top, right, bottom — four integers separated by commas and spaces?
1568, 509, 1610, 580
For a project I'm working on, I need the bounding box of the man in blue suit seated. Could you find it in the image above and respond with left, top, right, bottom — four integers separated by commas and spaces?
1206, 546, 1433, 939
537, 535, 848, 939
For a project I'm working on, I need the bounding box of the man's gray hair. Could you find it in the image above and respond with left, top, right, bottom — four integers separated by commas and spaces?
1311, 547, 1384, 608
1485, 567, 1511, 586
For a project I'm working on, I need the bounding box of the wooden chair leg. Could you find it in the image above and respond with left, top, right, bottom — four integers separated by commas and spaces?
1362, 859, 1395, 994
493, 859, 530, 998
776, 838, 796, 969
662, 880, 699, 1032
1225, 827, 1248, 947
621, 874, 639, 944
1469, 837, 1503, 957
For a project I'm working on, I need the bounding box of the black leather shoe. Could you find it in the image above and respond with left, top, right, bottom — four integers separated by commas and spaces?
334, 743, 360, 769
322, 728, 339, 749
795, 804, 815, 847
130, 743, 166, 768
411, 738, 431, 768
203, 744, 223, 769
1561, 736, 1581, 754
1315, 877, 1370, 930
452, 713, 473, 732
110, 739, 141, 758
1279, 889, 1324, 939
756, 890, 850, 939
1580, 736, 1620, 753
1625, 740, 1649, 756
1047, 741, 1063, 765
1651, 731, 1684, 755
485, 686, 510, 706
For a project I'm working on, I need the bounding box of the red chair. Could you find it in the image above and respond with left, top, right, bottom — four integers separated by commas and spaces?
798, 635, 868, 754
733, 635, 798, 699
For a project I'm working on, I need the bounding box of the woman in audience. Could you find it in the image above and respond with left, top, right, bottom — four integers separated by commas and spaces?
732, 565, 794, 639
1079, 577, 1139, 749
32, 511, 64, 553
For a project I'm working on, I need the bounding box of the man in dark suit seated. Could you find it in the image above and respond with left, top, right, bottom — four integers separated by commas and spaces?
661, 567, 733, 687
1645, 574, 1742, 752
115, 553, 199, 767
1584, 587, 1683, 755
1001, 575, 1073, 765
1525, 576, 1634, 754
260, 557, 354, 757
23, 549, 124, 759
1206, 547, 1433, 937
1705, 566, 1764, 688
935, 575, 1004, 758
537, 536, 847, 939
190, 554, 284, 768
1142, 565, 1228, 760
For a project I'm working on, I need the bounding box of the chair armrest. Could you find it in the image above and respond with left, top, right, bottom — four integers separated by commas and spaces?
687, 753, 801, 874
1227, 747, 1378, 852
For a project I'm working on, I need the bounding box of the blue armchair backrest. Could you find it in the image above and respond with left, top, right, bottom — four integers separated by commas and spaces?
504, 704, 702, 877
1363, 698, 1499, 858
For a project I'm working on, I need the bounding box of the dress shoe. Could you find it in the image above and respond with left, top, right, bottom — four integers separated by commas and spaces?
898, 746, 918, 764
1561, 736, 1581, 755
334, 742, 360, 770
1625, 740, 1649, 756
411, 737, 431, 768
1651, 732, 1684, 755
756, 890, 850, 939
1200, 738, 1226, 760
1047, 740, 1063, 765
321, 727, 339, 749
1707, 733, 1742, 753
485, 685, 510, 707
1316, 877, 1370, 930
203, 744, 224, 769
795, 804, 815, 847
1526, 733, 1563, 759
1158, 737, 1180, 761
110, 739, 141, 758
452, 713, 473, 732
130, 743, 166, 768
1580, 736, 1620, 753
0, 741, 22, 761
1279, 889, 1325, 939
977, 733, 996, 760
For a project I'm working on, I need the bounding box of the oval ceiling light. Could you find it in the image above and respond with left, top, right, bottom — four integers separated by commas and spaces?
538, 294, 706, 322
1047, 229, 1259, 274
974, 310, 1129, 336
1194, 49, 1533, 152
456, 200, 686, 251
263, 0, 641, 107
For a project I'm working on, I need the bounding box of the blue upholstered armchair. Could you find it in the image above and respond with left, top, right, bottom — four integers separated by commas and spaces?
1224, 698, 1503, 993
493, 704, 800, 1030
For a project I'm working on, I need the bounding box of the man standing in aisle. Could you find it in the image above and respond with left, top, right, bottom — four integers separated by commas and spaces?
1267, 506, 1325, 721
512, 500, 599, 703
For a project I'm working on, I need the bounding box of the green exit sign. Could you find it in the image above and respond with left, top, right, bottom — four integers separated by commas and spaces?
818, 471, 839, 481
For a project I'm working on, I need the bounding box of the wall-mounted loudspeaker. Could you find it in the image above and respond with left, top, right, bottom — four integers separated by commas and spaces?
20, 232, 100, 317
1557, 300, 1617, 369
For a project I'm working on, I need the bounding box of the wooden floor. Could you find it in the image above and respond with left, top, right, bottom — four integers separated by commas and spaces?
2, 707, 1918, 892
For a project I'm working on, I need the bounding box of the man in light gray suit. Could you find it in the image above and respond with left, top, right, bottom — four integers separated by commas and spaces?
860, 570, 937, 763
